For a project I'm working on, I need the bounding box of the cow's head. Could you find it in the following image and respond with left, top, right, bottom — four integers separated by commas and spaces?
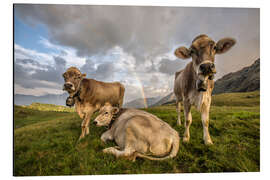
174, 34, 236, 91
62, 67, 86, 94
93, 103, 119, 127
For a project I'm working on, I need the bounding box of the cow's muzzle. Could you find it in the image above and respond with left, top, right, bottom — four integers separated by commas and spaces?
93, 121, 98, 126
196, 79, 207, 92
199, 62, 216, 76
63, 82, 75, 91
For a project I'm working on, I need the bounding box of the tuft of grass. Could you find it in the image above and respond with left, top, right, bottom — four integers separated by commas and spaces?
14, 91, 260, 175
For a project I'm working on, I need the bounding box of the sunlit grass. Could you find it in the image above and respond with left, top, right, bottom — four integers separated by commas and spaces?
14, 91, 260, 175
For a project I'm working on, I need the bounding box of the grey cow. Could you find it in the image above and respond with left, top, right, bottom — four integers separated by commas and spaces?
174, 34, 236, 145
93, 103, 180, 161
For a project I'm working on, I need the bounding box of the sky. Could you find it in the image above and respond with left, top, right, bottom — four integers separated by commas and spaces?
14, 4, 260, 103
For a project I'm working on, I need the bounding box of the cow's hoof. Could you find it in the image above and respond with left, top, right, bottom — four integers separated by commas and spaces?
78, 135, 85, 141
103, 147, 115, 154
183, 137, 190, 143
204, 140, 213, 145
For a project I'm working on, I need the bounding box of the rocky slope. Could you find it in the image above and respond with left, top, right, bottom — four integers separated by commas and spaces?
213, 58, 260, 94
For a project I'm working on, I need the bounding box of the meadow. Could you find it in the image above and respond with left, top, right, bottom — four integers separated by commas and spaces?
14, 91, 260, 175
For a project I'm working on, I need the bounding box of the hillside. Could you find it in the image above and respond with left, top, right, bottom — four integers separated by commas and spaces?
14, 91, 259, 175
15, 93, 69, 106
152, 92, 175, 106
124, 96, 162, 108
213, 58, 260, 94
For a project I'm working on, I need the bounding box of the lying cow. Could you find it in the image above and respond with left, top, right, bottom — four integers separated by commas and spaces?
174, 34, 236, 145
62, 67, 125, 140
93, 103, 180, 161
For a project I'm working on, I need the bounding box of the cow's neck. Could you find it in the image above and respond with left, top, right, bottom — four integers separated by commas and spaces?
109, 108, 127, 129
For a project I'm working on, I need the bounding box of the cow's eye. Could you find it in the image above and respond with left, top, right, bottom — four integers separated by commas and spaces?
190, 49, 195, 55
213, 45, 217, 50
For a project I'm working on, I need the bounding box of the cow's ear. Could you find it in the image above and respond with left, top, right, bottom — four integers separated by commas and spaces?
112, 107, 119, 115
175, 47, 191, 59
216, 38, 236, 54
81, 73, 86, 78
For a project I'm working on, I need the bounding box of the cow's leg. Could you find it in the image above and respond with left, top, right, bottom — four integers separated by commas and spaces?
101, 130, 113, 143
183, 101, 192, 143
201, 103, 213, 145
79, 108, 95, 140
103, 146, 135, 160
176, 101, 181, 126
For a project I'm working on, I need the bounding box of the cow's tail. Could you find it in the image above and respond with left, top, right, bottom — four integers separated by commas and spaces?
135, 135, 179, 161
175, 70, 182, 80
118, 83, 125, 108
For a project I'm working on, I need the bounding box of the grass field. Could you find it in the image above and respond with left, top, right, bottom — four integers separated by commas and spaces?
14, 91, 260, 175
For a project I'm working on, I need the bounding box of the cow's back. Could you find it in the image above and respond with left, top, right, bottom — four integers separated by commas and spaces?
80, 79, 124, 107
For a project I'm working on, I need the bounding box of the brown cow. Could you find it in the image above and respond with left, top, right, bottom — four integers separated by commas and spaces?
93, 103, 179, 161
62, 67, 125, 140
173, 34, 236, 145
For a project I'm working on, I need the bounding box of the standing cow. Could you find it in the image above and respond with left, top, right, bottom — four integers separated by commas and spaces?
62, 67, 125, 140
174, 34, 236, 145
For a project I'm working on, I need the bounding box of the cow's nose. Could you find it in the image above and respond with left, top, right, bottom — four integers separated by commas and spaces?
64, 83, 72, 89
200, 63, 215, 74
199, 63, 208, 71
93, 121, 98, 125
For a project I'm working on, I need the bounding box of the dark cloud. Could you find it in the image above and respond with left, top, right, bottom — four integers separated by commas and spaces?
15, 5, 259, 77
80, 59, 115, 81
14, 56, 67, 90
31, 56, 66, 84
159, 58, 187, 75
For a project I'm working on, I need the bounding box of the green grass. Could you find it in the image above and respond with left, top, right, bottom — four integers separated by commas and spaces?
14, 91, 260, 175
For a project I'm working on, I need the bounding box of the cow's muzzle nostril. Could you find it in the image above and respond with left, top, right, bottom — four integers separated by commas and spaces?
200, 64, 207, 71
64, 83, 72, 88
93, 121, 98, 125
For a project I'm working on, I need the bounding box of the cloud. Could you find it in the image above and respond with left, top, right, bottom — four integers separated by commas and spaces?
15, 84, 63, 96
15, 44, 53, 65
14, 57, 65, 89
158, 58, 187, 75
14, 5, 260, 101
80, 59, 116, 81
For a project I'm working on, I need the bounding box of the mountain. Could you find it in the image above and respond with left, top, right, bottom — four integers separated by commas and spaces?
152, 92, 175, 106
152, 58, 260, 106
14, 93, 69, 106
124, 96, 162, 108
213, 58, 260, 94
15, 92, 162, 108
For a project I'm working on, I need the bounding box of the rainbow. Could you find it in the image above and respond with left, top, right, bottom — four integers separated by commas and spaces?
132, 71, 148, 108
